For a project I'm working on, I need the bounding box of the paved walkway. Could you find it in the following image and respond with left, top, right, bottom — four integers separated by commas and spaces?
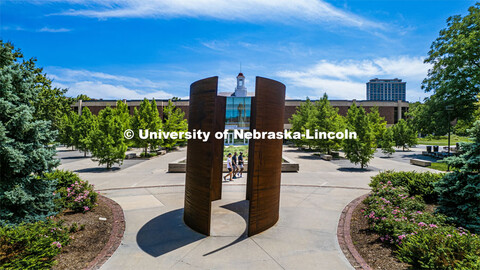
58, 145, 436, 270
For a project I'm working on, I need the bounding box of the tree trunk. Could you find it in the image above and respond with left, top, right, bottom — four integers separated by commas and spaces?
84, 151, 87, 157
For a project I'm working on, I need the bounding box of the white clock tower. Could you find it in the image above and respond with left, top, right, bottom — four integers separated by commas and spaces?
233, 72, 247, 97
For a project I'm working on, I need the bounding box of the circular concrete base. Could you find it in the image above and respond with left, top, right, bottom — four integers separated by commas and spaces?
210, 199, 249, 237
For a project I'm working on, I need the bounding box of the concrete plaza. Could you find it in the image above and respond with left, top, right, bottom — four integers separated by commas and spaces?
58, 145, 436, 270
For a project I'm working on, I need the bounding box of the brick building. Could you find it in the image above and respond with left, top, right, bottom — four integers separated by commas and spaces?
73, 98, 408, 128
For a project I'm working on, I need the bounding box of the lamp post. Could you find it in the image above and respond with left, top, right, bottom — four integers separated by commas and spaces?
446, 105, 454, 171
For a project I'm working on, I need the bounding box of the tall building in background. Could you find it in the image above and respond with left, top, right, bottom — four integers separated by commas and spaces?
366, 78, 406, 101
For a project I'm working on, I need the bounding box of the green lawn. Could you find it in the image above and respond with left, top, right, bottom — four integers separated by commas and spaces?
428, 162, 449, 171
417, 135, 471, 146
223, 145, 248, 160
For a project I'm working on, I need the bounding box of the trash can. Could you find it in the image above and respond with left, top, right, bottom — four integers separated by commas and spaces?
433, 145, 439, 152
426, 146, 432, 153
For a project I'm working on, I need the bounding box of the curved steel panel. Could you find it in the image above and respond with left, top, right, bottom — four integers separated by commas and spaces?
184, 77, 219, 236
211, 96, 226, 201
247, 76, 286, 236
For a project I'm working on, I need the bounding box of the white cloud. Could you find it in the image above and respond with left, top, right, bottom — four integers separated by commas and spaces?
1, 25, 26, 31
1, 25, 71, 32
277, 56, 430, 101
48, 68, 174, 99
38, 27, 71, 32
43, 0, 382, 29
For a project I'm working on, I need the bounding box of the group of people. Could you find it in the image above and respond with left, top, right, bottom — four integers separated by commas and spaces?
223, 152, 244, 181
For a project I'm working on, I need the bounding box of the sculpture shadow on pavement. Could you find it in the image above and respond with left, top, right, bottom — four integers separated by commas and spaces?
136, 209, 205, 257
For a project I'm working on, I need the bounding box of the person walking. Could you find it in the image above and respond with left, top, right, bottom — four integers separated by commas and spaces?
223, 153, 233, 181
232, 152, 238, 179
238, 152, 244, 178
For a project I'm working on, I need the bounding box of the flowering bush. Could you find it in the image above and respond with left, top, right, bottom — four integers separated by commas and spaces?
58, 180, 98, 213
44, 169, 81, 189
44, 170, 98, 213
364, 171, 480, 269
369, 171, 444, 203
0, 218, 71, 269
363, 181, 447, 245
397, 226, 480, 269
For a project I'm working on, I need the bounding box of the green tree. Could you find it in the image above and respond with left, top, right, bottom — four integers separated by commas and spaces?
58, 110, 78, 149
392, 119, 417, 151
0, 41, 59, 224
114, 100, 131, 132
343, 103, 376, 169
162, 100, 187, 149
368, 107, 387, 146
435, 120, 480, 232
75, 94, 91, 101
407, 101, 449, 135
33, 79, 73, 132
149, 99, 162, 151
289, 97, 316, 149
379, 127, 395, 157
76, 107, 96, 157
422, 3, 480, 130
87, 107, 127, 169
454, 118, 475, 136
312, 93, 345, 154
131, 98, 162, 155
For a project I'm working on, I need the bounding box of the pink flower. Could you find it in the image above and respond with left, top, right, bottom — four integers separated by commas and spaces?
51, 241, 62, 248
398, 234, 406, 240
83, 206, 90, 211
429, 224, 438, 228
418, 222, 427, 227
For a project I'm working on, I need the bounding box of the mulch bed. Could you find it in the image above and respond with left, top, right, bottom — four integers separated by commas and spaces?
349, 201, 410, 270
52, 195, 124, 270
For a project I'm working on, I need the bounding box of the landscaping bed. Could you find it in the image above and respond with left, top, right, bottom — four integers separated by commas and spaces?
52, 197, 113, 270
347, 170, 480, 269
0, 170, 122, 269
350, 200, 411, 270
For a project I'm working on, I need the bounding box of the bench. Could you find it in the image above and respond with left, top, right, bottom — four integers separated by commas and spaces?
320, 154, 332, 161
410, 159, 431, 167
157, 150, 167, 156
125, 153, 137, 159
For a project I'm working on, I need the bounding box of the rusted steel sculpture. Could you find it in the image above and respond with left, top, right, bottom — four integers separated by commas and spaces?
211, 96, 226, 201
184, 76, 285, 237
246, 77, 285, 236
184, 77, 221, 236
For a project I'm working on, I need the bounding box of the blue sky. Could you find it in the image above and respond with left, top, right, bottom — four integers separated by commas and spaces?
0, 0, 476, 101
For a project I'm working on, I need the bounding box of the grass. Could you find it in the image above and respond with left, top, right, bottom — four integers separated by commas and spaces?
223, 145, 248, 156
428, 162, 449, 171
417, 135, 471, 146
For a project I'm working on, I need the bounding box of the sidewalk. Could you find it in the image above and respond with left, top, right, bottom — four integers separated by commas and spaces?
57, 146, 437, 269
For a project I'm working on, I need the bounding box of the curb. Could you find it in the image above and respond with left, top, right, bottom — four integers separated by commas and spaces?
84, 195, 125, 270
337, 193, 372, 270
